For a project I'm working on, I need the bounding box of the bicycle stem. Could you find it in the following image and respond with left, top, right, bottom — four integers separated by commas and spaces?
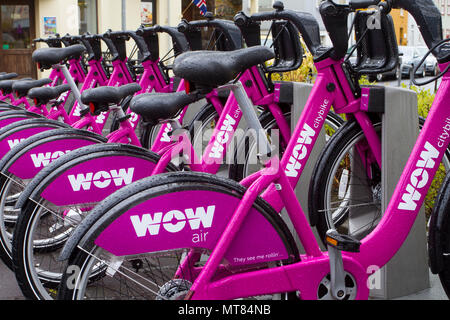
53, 63, 88, 112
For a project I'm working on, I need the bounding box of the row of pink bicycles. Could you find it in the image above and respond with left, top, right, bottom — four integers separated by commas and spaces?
0, 0, 449, 300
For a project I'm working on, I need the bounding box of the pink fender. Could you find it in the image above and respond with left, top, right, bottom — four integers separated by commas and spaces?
40, 155, 160, 206
8, 138, 100, 180
94, 190, 291, 267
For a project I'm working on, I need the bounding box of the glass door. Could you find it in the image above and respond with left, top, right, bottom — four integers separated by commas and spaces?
0, 0, 36, 78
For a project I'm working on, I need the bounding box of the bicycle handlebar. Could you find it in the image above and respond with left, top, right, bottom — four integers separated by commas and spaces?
349, 0, 380, 9
321, 0, 449, 62
136, 25, 190, 61
102, 29, 129, 62
82, 32, 103, 41
79, 33, 103, 62
177, 15, 243, 50
61, 34, 83, 47
123, 31, 151, 61
234, 2, 323, 58
33, 34, 63, 48
391, 0, 450, 62
103, 30, 131, 41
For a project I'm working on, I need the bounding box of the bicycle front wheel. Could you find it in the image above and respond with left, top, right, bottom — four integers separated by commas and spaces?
309, 118, 449, 243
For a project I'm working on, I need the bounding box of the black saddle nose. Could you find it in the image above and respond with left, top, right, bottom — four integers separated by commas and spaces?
28, 84, 71, 105
173, 46, 275, 87
81, 83, 142, 106
32, 44, 86, 69
0, 78, 32, 95
12, 78, 53, 98
0, 73, 18, 81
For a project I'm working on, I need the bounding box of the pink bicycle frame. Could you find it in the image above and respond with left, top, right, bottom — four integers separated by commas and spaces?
149, 65, 293, 172
182, 58, 450, 300
70, 59, 132, 134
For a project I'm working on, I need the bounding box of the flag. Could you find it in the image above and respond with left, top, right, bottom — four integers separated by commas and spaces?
192, 0, 208, 16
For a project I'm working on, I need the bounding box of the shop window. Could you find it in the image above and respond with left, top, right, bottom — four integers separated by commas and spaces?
182, 0, 242, 21
1, 5, 31, 49
399, 27, 404, 45
78, 0, 98, 34
181, 0, 242, 50
215, 0, 242, 19
258, 0, 273, 12
141, 0, 156, 26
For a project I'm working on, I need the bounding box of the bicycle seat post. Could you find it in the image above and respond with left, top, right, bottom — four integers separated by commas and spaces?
53, 63, 86, 111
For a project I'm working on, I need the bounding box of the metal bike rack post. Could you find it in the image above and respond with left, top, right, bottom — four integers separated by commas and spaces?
371, 86, 430, 299
290, 82, 326, 250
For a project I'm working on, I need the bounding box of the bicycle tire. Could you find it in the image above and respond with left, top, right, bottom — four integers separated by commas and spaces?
428, 171, 450, 298
0, 110, 43, 128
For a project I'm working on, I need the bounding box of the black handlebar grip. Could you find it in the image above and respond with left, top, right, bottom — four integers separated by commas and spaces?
127, 31, 151, 58
137, 25, 163, 35
392, 0, 444, 60
178, 20, 190, 33
234, 12, 249, 26
349, 0, 380, 9
319, 1, 350, 60
140, 25, 162, 34
273, 1, 284, 11
101, 37, 118, 54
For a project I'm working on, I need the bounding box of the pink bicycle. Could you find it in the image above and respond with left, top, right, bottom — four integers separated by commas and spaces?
10, 13, 337, 300
56, 0, 450, 300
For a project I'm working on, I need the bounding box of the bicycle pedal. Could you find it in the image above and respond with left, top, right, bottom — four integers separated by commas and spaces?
325, 230, 361, 253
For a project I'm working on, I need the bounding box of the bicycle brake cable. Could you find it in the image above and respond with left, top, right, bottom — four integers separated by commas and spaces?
412, 38, 450, 86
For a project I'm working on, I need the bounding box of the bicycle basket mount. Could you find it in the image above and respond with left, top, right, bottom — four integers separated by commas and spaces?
238, 19, 303, 73
350, 10, 399, 75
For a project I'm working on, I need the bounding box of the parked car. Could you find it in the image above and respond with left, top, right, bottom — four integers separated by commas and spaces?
369, 63, 400, 82
417, 46, 439, 76
399, 46, 427, 79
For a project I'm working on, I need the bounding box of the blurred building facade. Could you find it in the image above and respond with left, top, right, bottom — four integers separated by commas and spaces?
2, 0, 448, 78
